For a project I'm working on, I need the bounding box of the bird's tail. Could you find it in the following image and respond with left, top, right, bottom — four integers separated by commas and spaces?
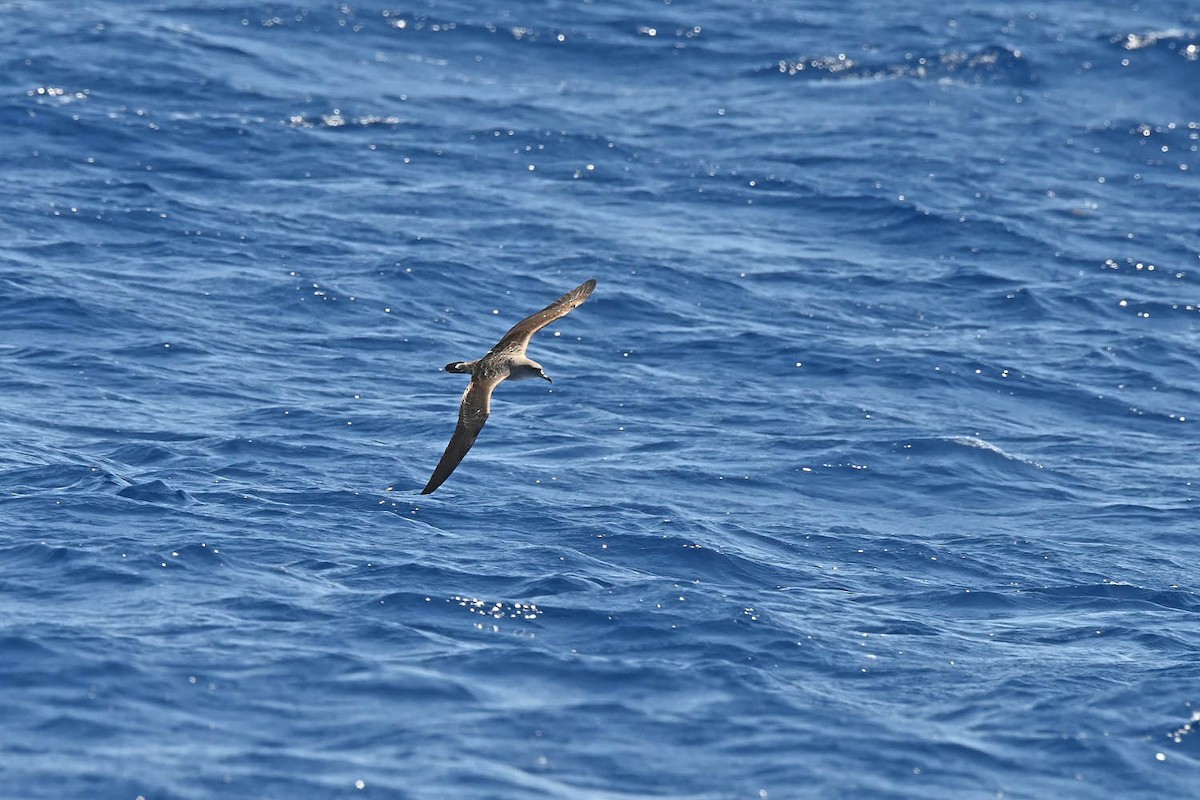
444, 361, 474, 374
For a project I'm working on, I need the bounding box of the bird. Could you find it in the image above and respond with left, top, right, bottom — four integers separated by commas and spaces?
421, 278, 597, 494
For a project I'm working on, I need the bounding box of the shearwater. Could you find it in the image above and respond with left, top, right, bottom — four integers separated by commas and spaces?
421, 278, 597, 494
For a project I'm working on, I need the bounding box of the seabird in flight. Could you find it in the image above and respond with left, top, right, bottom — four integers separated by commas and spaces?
421, 278, 597, 494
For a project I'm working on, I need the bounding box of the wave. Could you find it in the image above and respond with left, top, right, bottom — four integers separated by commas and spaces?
766, 45, 1035, 86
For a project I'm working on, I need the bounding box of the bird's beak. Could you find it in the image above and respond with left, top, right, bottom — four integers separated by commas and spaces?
541, 373, 552, 383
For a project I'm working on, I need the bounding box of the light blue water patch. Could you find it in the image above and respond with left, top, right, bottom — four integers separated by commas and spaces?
1, 1, 1198, 797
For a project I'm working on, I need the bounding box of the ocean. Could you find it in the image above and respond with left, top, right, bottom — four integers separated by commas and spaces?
1, 1, 1197, 797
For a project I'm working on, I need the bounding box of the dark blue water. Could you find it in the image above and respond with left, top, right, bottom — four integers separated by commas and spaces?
2, 2, 1198, 797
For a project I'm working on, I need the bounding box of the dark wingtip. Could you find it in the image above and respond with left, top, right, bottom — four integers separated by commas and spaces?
567, 279, 597, 306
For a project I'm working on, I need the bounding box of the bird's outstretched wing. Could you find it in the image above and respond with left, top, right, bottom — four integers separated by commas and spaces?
491, 278, 597, 356
421, 378, 496, 494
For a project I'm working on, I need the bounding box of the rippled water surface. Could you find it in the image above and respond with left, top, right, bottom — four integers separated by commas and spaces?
2, 1, 1198, 797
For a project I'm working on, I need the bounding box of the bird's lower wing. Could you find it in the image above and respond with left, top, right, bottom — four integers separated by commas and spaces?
421, 381, 492, 494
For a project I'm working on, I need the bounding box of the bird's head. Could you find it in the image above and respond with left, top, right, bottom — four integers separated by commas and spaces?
513, 359, 551, 383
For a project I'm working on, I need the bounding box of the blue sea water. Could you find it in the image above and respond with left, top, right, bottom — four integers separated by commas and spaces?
2, 0, 1199, 797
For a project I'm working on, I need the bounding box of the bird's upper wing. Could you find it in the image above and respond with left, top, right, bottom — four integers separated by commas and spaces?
421, 377, 496, 494
490, 278, 597, 356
